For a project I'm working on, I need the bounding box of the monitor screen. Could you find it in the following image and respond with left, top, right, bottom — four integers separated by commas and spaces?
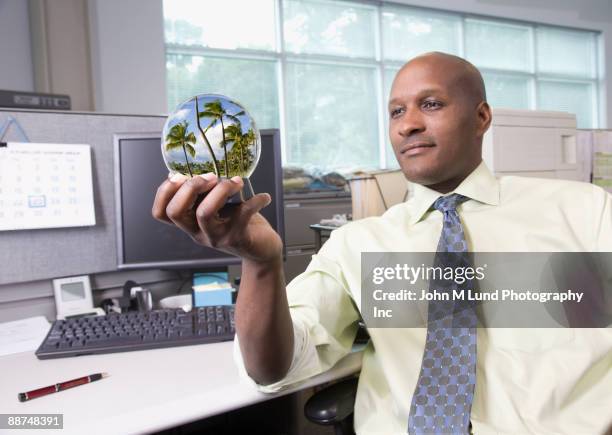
114, 129, 284, 269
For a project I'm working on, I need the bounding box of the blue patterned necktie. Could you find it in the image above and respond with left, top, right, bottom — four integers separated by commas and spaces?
408, 193, 477, 435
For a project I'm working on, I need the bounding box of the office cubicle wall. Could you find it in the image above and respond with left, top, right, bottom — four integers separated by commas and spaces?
0, 109, 166, 285
0, 109, 349, 322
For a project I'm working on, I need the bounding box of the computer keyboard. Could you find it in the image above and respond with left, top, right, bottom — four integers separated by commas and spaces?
35, 306, 235, 359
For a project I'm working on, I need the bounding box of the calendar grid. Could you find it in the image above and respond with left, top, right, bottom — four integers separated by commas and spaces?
0, 142, 96, 231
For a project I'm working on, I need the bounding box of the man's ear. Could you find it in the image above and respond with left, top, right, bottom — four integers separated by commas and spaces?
476, 101, 492, 137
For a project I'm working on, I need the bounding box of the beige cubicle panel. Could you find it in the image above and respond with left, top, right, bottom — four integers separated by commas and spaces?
348, 170, 410, 220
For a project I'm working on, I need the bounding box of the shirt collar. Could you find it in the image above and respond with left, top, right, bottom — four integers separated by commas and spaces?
407, 160, 500, 225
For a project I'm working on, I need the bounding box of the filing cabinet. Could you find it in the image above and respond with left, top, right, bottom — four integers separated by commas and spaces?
282, 191, 352, 282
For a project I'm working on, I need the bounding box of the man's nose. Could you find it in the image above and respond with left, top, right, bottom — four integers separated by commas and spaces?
397, 107, 425, 137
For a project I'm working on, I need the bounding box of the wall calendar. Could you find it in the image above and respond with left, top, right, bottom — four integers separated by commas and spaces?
0, 142, 96, 231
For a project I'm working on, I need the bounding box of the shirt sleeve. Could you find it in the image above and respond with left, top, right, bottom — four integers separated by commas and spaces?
233, 229, 361, 392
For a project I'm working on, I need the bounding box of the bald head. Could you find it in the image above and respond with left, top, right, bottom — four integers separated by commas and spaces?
388, 51, 492, 193
401, 52, 487, 106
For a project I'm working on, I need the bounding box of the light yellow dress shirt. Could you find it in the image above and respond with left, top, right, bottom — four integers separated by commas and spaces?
235, 161, 612, 434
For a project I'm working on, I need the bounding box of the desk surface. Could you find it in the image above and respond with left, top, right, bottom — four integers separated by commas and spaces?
0, 342, 362, 435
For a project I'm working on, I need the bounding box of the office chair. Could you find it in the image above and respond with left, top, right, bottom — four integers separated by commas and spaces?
304, 323, 369, 435
304, 376, 358, 435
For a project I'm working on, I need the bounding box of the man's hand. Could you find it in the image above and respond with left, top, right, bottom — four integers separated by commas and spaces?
152, 172, 293, 385
151, 172, 283, 265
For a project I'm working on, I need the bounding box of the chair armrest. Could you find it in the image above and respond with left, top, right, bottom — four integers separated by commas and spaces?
304, 377, 358, 425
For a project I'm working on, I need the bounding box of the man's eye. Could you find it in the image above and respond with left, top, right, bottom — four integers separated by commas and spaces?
422, 100, 442, 110
390, 107, 404, 118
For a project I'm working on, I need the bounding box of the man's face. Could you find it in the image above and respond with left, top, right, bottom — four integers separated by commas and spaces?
388, 58, 485, 192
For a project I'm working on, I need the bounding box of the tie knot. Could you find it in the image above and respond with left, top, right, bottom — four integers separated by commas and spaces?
433, 193, 469, 213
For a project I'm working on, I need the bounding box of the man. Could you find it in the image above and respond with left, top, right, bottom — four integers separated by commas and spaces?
152, 52, 612, 434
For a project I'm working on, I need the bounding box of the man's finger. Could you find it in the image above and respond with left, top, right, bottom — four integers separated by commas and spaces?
195, 177, 245, 224
165, 173, 218, 233
152, 173, 189, 224
236, 193, 272, 225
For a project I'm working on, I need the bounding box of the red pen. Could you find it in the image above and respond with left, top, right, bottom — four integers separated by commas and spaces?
18, 373, 109, 402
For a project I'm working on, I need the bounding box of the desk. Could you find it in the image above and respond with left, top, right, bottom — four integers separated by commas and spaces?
0, 342, 363, 435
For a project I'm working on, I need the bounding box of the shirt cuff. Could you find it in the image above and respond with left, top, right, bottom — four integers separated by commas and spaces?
233, 316, 321, 393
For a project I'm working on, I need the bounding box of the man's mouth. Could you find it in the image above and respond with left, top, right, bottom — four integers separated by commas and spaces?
400, 142, 435, 155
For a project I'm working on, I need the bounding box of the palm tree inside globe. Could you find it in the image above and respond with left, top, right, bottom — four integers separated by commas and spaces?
162, 94, 261, 180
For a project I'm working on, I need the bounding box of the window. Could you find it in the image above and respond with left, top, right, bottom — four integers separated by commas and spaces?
164, 0, 602, 170
164, 0, 276, 50
285, 61, 380, 168
381, 6, 461, 61
465, 19, 533, 72
284, 0, 378, 58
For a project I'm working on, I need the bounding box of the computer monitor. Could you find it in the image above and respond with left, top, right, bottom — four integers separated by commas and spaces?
113, 129, 284, 270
